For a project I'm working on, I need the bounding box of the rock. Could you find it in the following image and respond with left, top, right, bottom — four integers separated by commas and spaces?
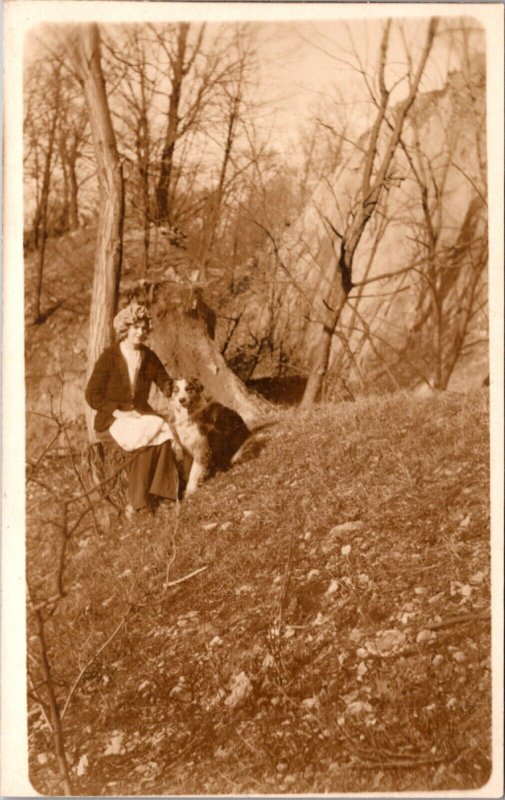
330, 521, 364, 536
37, 753, 48, 765
326, 579, 339, 595
202, 522, 218, 531
220, 522, 232, 531
224, 671, 253, 708
452, 650, 466, 663
341, 545, 352, 556
357, 662, 368, 677
75, 754, 89, 776
470, 570, 485, 585
416, 629, 437, 644
302, 697, 318, 708
428, 592, 445, 604
242, 510, 253, 519
432, 654, 444, 667
322, 521, 364, 553
307, 569, 320, 580
375, 629, 406, 654
346, 700, 373, 716
104, 731, 124, 756
349, 628, 363, 643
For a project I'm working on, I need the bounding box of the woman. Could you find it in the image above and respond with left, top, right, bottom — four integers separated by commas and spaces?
86, 303, 179, 518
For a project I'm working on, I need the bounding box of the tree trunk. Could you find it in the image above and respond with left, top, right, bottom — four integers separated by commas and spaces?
301, 293, 347, 406
67, 24, 124, 439
67, 143, 80, 231
198, 91, 240, 283
33, 111, 59, 322
148, 286, 272, 427
155, 23, 189, 223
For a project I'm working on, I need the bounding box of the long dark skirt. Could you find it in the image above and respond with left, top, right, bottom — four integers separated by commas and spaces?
97, 431, 179, 510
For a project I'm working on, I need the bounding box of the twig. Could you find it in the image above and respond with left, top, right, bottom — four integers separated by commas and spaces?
278, 524, 296, 627
425, 611, 490, 631
164, 499, 180, 588
29, 592, 63, 612
27, 672, 53, 732
61, 608, 132, 720
28, 597, 74, 795
164, 566, 207, 589
351, 753, 451, 769
56, 503, 69, 598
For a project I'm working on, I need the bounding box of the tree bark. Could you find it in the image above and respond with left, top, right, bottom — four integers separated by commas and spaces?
66, 24, 124, 439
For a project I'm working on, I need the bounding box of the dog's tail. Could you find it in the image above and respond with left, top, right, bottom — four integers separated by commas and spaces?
231, 428, 270, 466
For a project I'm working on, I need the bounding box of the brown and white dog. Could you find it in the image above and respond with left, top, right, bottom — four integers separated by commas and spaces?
168, 378, 257, 495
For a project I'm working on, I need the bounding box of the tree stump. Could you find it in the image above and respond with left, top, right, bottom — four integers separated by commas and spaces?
87, 439, 129, 511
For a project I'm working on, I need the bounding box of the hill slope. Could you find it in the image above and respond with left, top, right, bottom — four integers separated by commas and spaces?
27, 390, 491, 795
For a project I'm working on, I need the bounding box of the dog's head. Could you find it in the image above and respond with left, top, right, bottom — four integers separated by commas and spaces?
172, 377, 205, 413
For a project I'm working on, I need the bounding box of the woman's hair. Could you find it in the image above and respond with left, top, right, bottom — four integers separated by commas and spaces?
113, 303, 153, 341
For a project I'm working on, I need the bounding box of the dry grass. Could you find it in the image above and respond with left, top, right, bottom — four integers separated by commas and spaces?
27, 389, 491, 795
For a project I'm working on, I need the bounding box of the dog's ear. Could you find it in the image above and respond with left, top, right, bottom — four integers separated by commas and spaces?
189, 378, 204, 393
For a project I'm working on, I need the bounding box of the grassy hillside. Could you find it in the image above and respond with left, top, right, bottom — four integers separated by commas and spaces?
27, 390, 491, 795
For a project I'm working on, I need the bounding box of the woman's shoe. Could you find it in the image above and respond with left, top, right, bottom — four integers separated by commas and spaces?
124, 504, 136, 520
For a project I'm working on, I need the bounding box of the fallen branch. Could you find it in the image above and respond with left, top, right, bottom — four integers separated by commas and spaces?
164, 566, 207, 589
351, 753, 450, 769
425, 611, 490, 631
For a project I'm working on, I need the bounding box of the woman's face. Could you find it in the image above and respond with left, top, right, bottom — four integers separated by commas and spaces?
126, 321, 149, 347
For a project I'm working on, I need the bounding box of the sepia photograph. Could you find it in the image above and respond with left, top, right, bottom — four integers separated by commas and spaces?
2, 1, 503, 796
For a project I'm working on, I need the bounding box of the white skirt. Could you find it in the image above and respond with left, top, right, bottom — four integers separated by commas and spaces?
109, 414, 174, 452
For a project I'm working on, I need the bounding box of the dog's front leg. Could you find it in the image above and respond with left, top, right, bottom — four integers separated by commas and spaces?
185, 459, 207, 495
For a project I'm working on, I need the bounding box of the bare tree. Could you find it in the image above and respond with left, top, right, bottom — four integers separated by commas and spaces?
25, 58, 63, 321
64, 23, 125, 438
301, 18, 438, 405
152, 22, 205, 222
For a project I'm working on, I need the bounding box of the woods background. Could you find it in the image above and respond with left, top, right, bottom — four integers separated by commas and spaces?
23, 12, 489, 448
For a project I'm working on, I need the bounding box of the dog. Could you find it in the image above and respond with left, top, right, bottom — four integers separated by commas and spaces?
168, 378, 259, 495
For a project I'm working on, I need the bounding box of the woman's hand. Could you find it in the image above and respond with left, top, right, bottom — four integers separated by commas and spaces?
172, 441, 185, 462
113, 409, 142, 419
